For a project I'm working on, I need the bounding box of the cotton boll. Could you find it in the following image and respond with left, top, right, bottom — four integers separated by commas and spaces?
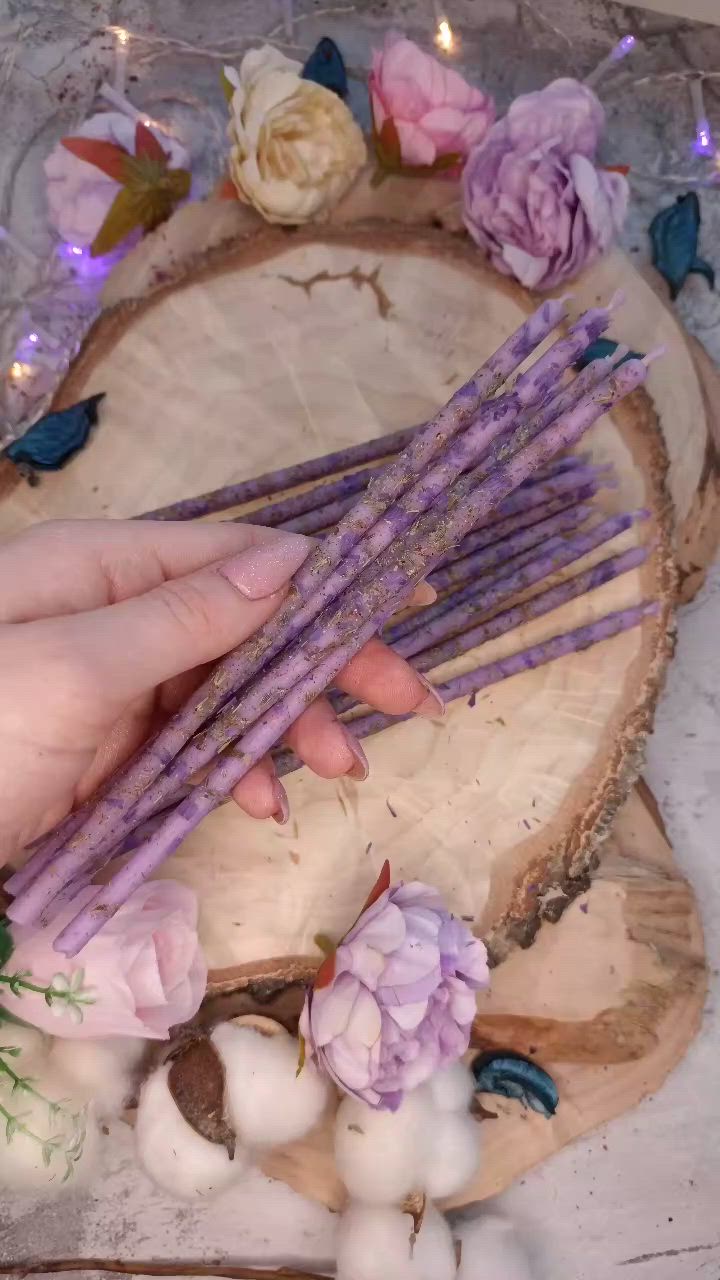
422, 1110, 480, 1199
0, 1060, 99, 1195
456, 1215, 534, 1280
50, 1036, 145, 1119
135, 1064, 248, 1200
334, 1089, 431, 1205
336, 1202, 457, 1280
427, 1061, 475, 1114
212, 1023, 330, 1148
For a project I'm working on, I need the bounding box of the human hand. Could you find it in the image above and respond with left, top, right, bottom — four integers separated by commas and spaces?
0, 519, 441, 864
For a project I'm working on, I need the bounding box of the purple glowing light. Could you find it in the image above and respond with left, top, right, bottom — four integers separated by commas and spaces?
693, 120, 715, 157
28, 332, 39, 344
612, 34, 636, 60
70, 245, 83, 256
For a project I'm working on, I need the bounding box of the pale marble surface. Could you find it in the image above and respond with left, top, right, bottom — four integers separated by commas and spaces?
0, 0, 718, 1274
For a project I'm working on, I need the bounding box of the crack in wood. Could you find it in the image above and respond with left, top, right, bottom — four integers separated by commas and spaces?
278, 264, 392, 319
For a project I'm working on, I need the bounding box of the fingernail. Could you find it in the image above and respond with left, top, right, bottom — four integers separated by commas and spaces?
342, 727, 370, 781
271, 779, 290, 825
220, 532, 309, 600
414, 673, 446, 718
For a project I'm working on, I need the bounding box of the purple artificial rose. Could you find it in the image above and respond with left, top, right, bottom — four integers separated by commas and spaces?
462, 78, 628, 291
300, 862, 489, 1110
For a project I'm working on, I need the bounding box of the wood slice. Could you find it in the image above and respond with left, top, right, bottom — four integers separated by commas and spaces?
253, 782, 706, 1210
0, 222, 676, 970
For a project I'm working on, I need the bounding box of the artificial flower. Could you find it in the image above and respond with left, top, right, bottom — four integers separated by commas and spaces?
300, 862, 489, 1110
225, 46, 366, 225
369, 32, 494, 174
44, 112, 189, 251
0, 880, 206, 1039
462, 78, 628, 290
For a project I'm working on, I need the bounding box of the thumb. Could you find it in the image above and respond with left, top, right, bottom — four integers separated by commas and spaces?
55, 529, 311, 704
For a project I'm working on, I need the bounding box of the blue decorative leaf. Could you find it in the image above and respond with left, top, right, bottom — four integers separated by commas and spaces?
4, 394, 105, 472
471, 1051, 559, 1118
302, 37, 348, 99
574, 338, 642, 372
649, 193, 714, 301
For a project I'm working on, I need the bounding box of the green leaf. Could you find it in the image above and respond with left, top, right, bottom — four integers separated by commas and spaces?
61, 135, 129, 182
313, 933, 336, 958
296, 1032, 307, 1078
374, 117, 402, 172
134, 120, 168, 163
5, 1114, 17, 1142
0, 1045, 22, 1056
0, 918, 13, 970
90, 187, 144, 258
220, 67, 236, 104
166, 167, 191, 203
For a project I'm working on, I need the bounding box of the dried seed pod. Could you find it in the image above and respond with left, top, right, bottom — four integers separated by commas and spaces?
167, 1035, 236, 1158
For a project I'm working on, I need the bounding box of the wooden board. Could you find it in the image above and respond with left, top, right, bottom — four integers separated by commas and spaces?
0, 221, 676, 970
208, 781, 704, 1210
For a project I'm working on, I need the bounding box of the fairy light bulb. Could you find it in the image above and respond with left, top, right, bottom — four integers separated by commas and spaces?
9, 361, 31, 382
690, 78, 714, 157
112, 26, 130, 96
28, 332, 39, 344
585, 33, 637, 89
435, 18, 455, 53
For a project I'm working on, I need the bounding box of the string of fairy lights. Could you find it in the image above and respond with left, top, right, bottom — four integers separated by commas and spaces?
1, 3, 718, 444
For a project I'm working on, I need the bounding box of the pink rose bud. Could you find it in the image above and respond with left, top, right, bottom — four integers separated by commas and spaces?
369, 32, 495, 171
0, 881, 206, 1039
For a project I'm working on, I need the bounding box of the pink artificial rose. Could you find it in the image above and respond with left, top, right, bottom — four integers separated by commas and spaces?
462, 78, 628, 291
369, 32, 494, 169
1, 881, 206, 1039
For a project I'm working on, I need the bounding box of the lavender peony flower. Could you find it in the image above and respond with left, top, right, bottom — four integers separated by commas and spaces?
462, 78, 628, 291
501, 77, 605, 158
300, 863, 489, 1110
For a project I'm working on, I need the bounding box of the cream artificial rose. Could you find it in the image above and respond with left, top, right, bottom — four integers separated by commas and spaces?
225, 47, 366, 224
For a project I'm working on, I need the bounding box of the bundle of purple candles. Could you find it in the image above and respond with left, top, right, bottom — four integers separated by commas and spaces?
6, 294, 661, 956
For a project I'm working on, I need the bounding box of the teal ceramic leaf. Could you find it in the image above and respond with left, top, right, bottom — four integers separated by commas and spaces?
649, 193, 715, 301
4, 393, 105, 472
302, 37, 348, 99
574, 338, 642, 371
471, 1051, 559, 1117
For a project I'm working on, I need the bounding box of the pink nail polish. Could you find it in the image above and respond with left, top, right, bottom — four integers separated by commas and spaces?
414, 673, 446, 718
271, 779, 290, 825
342, 727, 370, 781
220, 532, 309, 600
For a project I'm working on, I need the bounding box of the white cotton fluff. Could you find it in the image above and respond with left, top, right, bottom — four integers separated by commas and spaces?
422, 1109, 480, 1200
334, 1089, 433, 1205
0, 1057, 100, 1195
212, 1022, 330, 1149
335, 1202, 457, 1280
427, 1061, 475, 1114
135, 1063, 248, 1200
456, 1215, 534, 1280
49, 1036, 146, 1119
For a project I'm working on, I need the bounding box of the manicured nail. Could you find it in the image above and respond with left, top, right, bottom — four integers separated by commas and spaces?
220, 532, 309, 600
271, 779, 290, 825
414, 673, 446, 718
342, 727, 370, 781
